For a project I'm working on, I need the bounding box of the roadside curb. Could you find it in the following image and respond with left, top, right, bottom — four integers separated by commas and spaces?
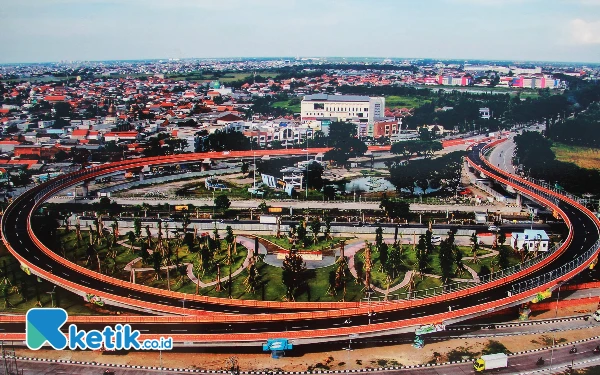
12, 335, 600, 374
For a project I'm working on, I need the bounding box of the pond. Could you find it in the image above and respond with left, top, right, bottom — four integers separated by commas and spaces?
344, 176, 396, 193
342, 176, 442, 195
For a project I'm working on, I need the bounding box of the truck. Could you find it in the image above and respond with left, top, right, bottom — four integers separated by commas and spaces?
259, 215, 278, 224
474, 353, 508, 372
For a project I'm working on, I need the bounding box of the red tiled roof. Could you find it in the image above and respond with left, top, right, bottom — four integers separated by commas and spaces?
71, 129, 89, 136
44, 95, 66, 102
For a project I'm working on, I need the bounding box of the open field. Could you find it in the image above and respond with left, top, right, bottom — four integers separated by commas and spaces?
385, 95, 431, 109
273, 99, 301, 113
552, 142, 600, 170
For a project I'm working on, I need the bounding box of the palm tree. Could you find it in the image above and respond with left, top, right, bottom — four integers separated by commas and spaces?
244, 257, 260, 294
152, 251, 163, 280
110, 221, 119, 247
127, 231, 136, 253
470, 233, 480, 264
75, 219, 82, 247
324, 217, 333, 241
416, 235, 429, 278
225, 226, 235, 264
454, 246, 467, 277
309, 217, 321, 245
182, 214, 191, 235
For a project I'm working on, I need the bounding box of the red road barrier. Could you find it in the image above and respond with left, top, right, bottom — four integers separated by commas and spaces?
0, 142, 596, 336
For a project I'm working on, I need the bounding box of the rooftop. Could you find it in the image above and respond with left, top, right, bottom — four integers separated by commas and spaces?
303, 94, 370, 102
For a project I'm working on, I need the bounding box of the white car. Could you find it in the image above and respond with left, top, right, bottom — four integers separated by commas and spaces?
431, 235, 442, 244
593, 310, 600, 322
488, 225, 499, 232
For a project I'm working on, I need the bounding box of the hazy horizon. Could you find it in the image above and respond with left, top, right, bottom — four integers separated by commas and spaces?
2, 0, 600, 64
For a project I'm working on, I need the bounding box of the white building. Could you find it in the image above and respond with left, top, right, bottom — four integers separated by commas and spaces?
512, 229, 550, 252
300, 94, 385, 125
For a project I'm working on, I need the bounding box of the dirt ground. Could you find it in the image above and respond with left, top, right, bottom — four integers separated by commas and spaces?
14, 302, 600, 372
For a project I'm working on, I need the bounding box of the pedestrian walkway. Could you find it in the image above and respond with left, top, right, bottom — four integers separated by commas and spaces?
119, 236, 257, 288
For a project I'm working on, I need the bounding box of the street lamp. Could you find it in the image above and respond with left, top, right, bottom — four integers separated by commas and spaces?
550, 280, 564, 370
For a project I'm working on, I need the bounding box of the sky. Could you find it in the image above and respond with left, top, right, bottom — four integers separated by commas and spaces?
1, 0, 600, 64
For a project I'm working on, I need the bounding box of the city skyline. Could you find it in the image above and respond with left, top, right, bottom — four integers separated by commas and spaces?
2, 0, 600, 64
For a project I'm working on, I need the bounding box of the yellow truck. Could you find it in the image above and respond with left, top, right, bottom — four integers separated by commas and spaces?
474, 353, 508, 372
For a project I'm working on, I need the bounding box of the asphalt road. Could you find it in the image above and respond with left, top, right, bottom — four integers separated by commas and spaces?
7, 338, 600, 374
488, 137, 517, 175
1, 143, 598, 340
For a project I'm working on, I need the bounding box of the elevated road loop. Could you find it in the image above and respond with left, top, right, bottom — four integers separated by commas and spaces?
0, 141, 598, 345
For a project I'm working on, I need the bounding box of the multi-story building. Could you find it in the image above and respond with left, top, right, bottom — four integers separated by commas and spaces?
437, 75, 472, 86
512, 75, 560, 89
372, 120, 399, 139
300, 94, 385, 125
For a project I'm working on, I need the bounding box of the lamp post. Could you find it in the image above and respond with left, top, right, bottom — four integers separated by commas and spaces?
47, 286, 56, 308
550, 280, 563, 370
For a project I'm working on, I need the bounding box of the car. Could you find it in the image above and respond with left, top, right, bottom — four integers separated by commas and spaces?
593, 310, 600, 322
431, 235, 442, 244
488, 225, 499, 232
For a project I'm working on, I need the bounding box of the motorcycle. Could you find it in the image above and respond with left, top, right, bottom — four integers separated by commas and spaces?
536, 357, 545, 366
569, 346, 577, 354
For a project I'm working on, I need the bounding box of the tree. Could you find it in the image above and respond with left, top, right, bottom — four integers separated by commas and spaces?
478, 265, 491, 278
375, 226, 384, 250
386, 243, 403, 279
306, 162, 325, 190
323, 121, 368, 166
127, 231, 136, 252
214, 194, 231, 212
281, 251, 308, 301
323, 217, 333, 240
241, 162, 249, 177
438, 238, 455, 284
379, 242, 389, 270
296, 220, 307, 244
470, 233, 480, 263
425, 230, 434, 254
415, 235, 429, 277
379, 196, 410, 220
152, 250, 163, 280
498, 232, 507, 247
133, 218, 142, 239
244, 257, 260, 294
498, 244, 511, 270
309, 217, 321, 244
53, 101, 72, 118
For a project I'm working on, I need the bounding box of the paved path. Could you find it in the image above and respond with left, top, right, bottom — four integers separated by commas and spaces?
120, 236, 258, 288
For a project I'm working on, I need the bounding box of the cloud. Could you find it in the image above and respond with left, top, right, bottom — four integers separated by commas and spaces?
570, 18, 600, 44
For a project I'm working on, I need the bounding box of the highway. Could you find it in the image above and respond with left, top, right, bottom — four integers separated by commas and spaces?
1, 143, 599, 342
7, 335, 600, 374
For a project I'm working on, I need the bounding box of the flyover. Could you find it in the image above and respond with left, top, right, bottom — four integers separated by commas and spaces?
0, 141, 598, 345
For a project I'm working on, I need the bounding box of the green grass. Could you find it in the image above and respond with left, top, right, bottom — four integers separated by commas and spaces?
273, 100, 301, 113
55, 230, 138, 279
354, 246, 412, 290
262, 235, 351, 252
466, 246, 522, 275
552, 142, 600, 170
195, 245, 248, 284
0, 241, 104, 315
385, 95, 432, 109
176, 257, 368, 302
